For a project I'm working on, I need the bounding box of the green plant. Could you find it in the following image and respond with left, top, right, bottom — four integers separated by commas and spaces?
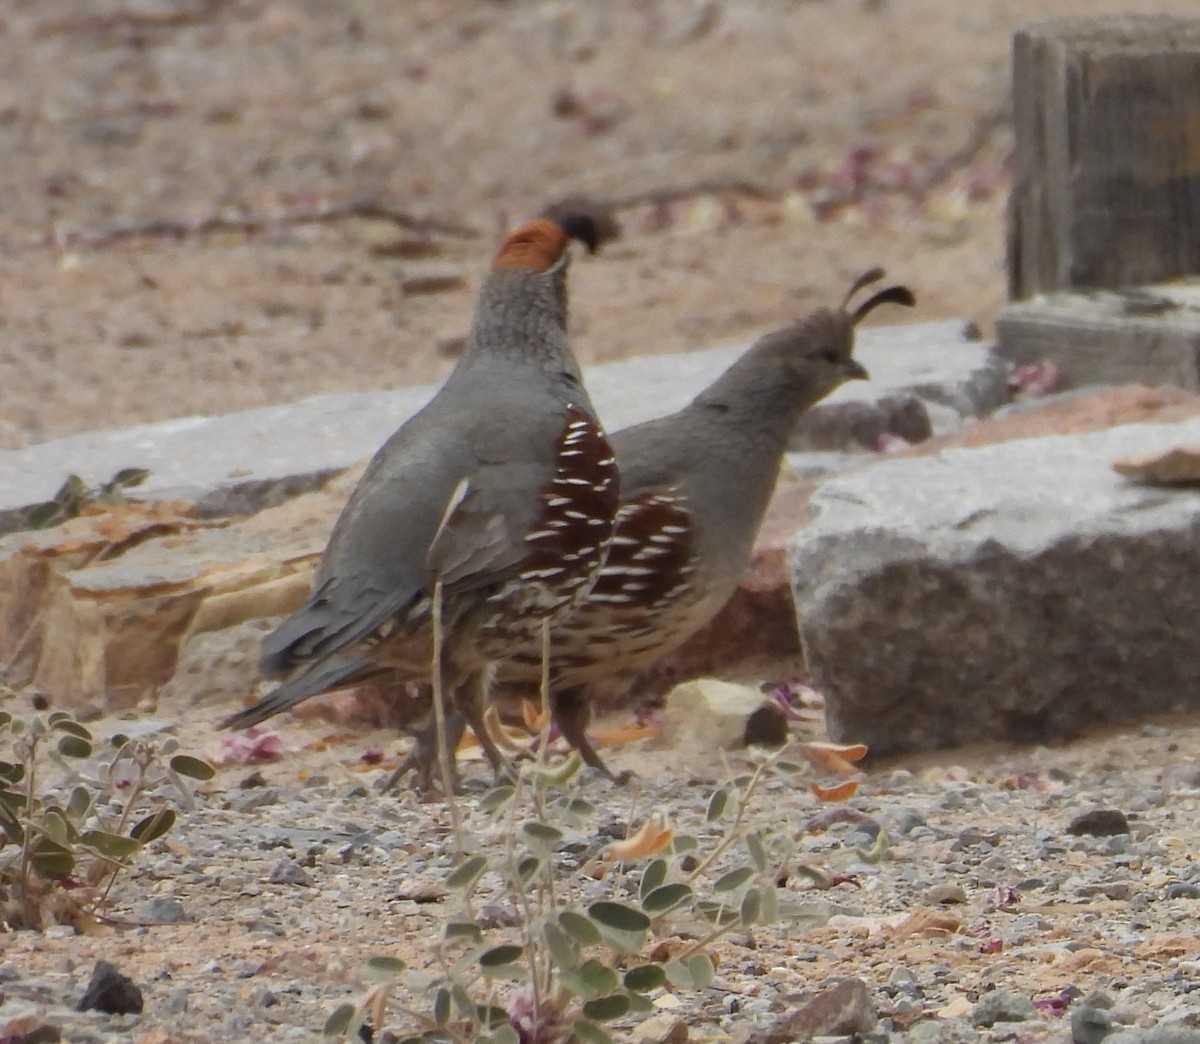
0, 708, 215, 930
326, 749, 865, 1043
17, 467, 150, 531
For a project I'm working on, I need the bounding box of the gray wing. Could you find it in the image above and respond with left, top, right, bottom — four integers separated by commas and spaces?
261, 389, 564, 674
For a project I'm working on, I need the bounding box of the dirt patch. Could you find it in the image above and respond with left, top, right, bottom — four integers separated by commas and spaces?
2, 0, 1195, 450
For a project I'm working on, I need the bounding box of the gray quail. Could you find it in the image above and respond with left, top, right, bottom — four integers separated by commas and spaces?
452, 269, 915, 782
220, 216, 620, 789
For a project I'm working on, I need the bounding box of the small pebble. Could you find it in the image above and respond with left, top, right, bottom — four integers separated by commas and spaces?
268, 858, 314, 887
1072, 1005, 1113, 1044
162, 985, 190, 1014
926, 883, 968, 905
971, 989, 1037, 1027
139, 896, 189, 923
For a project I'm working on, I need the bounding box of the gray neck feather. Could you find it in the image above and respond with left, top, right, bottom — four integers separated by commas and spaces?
457, 267, 580, 378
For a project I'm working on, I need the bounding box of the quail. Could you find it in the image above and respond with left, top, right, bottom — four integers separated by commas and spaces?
461, 269, 915, 782
220, 216, 620, 789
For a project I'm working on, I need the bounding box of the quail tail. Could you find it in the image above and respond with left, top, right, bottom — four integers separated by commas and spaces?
219, 656, 382, 731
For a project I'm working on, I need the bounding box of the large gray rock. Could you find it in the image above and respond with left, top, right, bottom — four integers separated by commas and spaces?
788, 418, 1200, 754
0, 321, 1000, 532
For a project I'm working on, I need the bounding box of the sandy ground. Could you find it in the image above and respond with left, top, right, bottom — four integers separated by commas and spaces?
1, 0, 1196, 450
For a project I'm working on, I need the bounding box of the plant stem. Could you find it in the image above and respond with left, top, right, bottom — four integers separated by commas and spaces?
685, 758, 770, 884
430, 577, 464, 858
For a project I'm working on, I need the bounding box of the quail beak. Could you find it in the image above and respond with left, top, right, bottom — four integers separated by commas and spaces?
843, 359, 869, 381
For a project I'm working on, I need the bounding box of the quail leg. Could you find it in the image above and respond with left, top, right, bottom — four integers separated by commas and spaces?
378, 707, 467, 795
458, 668, 518, 784
553, 686, 632, 785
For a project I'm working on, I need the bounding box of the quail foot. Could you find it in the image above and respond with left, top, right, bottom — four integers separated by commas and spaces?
475, 269, 915, 782
220, 216, 620, 791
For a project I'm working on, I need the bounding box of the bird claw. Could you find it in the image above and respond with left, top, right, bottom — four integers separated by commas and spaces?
377, 714, 464, 797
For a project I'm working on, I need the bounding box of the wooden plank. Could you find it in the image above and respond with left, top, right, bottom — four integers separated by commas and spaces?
996, 282, 1200, 389
1009, 16, 1200, 298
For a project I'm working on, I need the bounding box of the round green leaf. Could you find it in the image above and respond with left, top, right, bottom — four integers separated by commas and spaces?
81, 830, 141, 859
577, 959, 619, 998
623, 964, 667, 993
587, 901, 650, 933
641, 883, 692, 916
520, 821, 564, 846
67, 785, 92, 818
36, 807, 75, 845
131, 807, 176, 844
365, 955, 406, 981
558, 910, 602, 946
713, 866, 756, 893
759, 884, 780, 924
745, 831, 768, 873
706, 785, 730, 822
169, 754, 216, 781
433, 986, 450, 1027
582, 994, 630, 1022
697, 899, 739, 926
0, 760, 24, 784
626, 991, 655, 1014
479, 785, 515, 813
322, 1002, 357, 1035
542, 919, 581, 970
57, 735, 92, 759
31, 844, 75, 881
571, 1019, 614, 1044
479, 944, 524, 971
668, 833, 698, 855
556, 796, 598, 818
51, 717, 92, 741
740, 885, 763, 925
663, 959, 693, 988
445, 854, 488, 891
516, 854, 542, 885
639, 858, 668, 901
689, 953, 715, 988
443, 921, 483, 944
452, 985, 477, 1017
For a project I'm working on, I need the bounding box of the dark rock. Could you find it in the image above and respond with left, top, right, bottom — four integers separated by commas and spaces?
1066, 809, 1130, 837
743, 701, 790, 747
76, 960, 143, 1015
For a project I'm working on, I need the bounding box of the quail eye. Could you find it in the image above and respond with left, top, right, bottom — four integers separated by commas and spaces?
818, 347, 839, 364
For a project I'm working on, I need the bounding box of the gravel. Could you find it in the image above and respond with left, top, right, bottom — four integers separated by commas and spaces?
4, 712, 1200, 1042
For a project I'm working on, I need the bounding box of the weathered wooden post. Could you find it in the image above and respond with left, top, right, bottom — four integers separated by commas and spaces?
1007, 16, 1200, 299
